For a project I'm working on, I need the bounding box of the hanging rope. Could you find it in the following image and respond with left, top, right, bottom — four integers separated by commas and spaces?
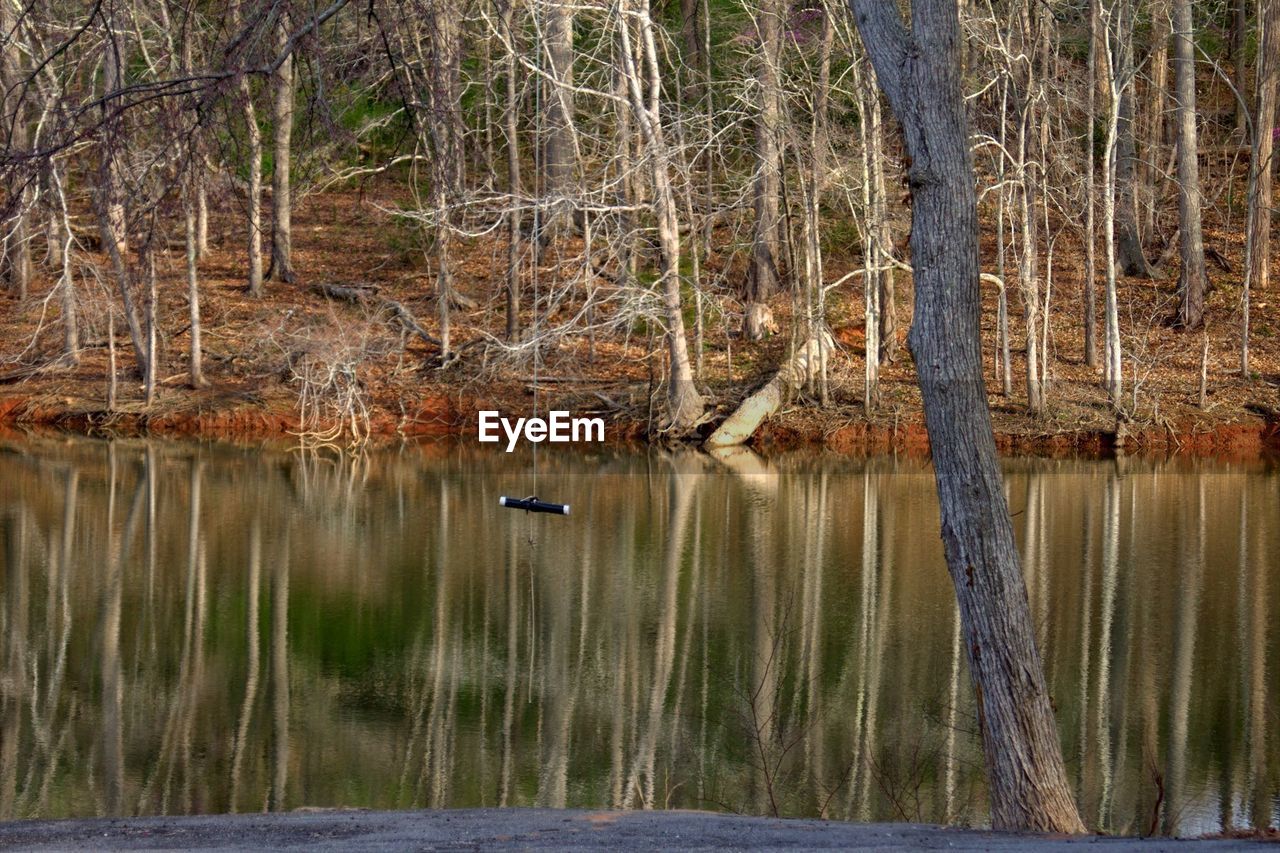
529, 0, 542, 543
498, 2, 568, 525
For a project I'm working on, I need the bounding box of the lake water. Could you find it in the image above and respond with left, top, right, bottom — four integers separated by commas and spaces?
0, 437, 1276, 835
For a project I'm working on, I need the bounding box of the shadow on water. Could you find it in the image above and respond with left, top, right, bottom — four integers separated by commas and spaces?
0, 437, 1277, 834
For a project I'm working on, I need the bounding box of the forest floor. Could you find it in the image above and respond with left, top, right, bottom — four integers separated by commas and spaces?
0, 808, 1272, 850
0, 182, 1278, 458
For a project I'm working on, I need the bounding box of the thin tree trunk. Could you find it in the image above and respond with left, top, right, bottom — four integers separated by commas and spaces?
1016, 86, 1044, 415
0, 0, 31, 299
184, 184, 208, 388
748, 0, 783, 301
98, 19, 148, 377
1231, 0, 1251, 136
1084, 0, 1100, 367
241, 83, 264, 297
847, 0, 1086, 832
197, 182, 209, 258
1248, 0, 1278, 295
1141, 0, 1169, 242
269, 8, 295, 283
618, 0, 704, 434
870, 86, 898, 364
997, 80, 1013, 396
1173, 0, 1208, 328
857, 61, 880, 411
503, 0, 521, 340
680, 0, 702, 81
144, 246, 158, 407
1112, 0, 1154, 277
424, 2, 464, 361
51, 162, 78, 362
1103, 0, 1125, 407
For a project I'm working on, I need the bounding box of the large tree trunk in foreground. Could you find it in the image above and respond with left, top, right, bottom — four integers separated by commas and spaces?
847, 0, 1086, 832
1173, 0, 1207, 328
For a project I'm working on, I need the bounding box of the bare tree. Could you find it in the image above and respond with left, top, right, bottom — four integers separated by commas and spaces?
233, 2, 265, 298
1248, 0, 1278, 296
1172, 0, 1207, 328
748, 0, 784, 302
846, 0, 1085, 832
1101, 0, 1128, 407
0, 0, 31, 299
1140, 0, 1169, 242
269, 2, 296, 283
617, 0, 705, 434
1111, 0, 1154, 277
501, 0, 522, 340
543, 0, 576, 237
1083, 0, 1100, 367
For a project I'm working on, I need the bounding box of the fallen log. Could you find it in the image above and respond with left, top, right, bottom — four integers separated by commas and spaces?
312, 282, 440, 347
704, 331, 835, 449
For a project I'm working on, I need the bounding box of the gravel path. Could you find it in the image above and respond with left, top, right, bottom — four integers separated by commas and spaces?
0, 809, 1267, 851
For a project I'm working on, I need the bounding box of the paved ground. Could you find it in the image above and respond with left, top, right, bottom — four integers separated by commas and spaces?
0, 809, 1271, 851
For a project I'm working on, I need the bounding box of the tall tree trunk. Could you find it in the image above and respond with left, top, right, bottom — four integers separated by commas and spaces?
239, 67, 264, 296
424, 0, 464, 361
857, 61, 880, 411
143, 245, 158, 407
1140, 0, 1169, 242
748, 0, 783, 301
1112, 0, 1154, 277
997, 80, 1013, 396
50, 161, 78, 362
269, 6, 295, 283
1103, 0, 1127, 406
618, 0, 705, 434
1173, 0, 1207, 328
1016, 86, 1045, 415
184, 183, 207, 388
1231, 0, 1251, 136
543, 0, 576, 237
847, 0, 1085, 832
680, 0, 702, 85
0, 0, 31, 299
871, 87, 898, 364
502, 0, 521, 340
1248, 0, 1277, 295
1084, 0, 1100, 367
98, 20, 148, 378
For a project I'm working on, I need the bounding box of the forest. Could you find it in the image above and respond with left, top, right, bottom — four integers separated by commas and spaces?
0, 0, 1277, 447
1, 0, 1278, 840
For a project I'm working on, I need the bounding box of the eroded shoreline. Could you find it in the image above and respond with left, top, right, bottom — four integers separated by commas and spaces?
2, 391, 1277, 460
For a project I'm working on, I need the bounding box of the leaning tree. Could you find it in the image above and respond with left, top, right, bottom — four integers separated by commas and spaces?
845, 0, 1086, 833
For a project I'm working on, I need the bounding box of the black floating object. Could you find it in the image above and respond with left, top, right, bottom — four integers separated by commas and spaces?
500, 496, 570, 516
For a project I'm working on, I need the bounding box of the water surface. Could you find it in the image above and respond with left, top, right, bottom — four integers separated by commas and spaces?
0, 437, 1276, 834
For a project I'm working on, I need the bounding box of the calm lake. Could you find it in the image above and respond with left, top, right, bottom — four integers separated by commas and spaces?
0, 437, 1276, 835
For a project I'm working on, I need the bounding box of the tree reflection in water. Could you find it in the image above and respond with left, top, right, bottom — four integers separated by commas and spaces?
0, 438, 1276, 834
